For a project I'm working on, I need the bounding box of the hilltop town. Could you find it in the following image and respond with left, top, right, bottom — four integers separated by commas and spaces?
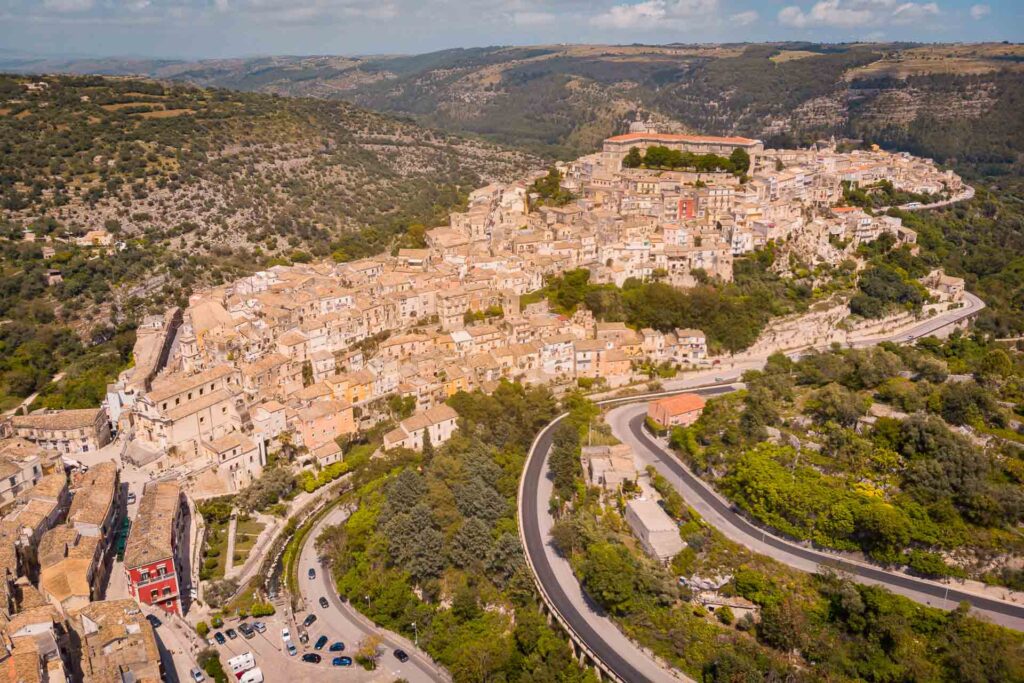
0, 126, 971, 680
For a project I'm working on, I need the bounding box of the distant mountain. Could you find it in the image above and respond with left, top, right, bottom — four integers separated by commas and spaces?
7, 43, 1022, 171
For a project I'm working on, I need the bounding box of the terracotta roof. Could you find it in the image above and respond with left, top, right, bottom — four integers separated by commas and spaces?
147, 365, 235, 403
651, 393, 706, 416
68, 461, 117, 528
124, 482, 180, 569
12, 408, 102, 431
605, 132, 761, 146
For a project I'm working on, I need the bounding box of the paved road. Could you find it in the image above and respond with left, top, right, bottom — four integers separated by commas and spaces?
298, 504, 450, 683
608, 403, 1024, 632
519, 386, 737, 683
518, 291, 992, 681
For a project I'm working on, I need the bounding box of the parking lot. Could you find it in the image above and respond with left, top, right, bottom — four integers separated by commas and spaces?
205, 610, 416, 682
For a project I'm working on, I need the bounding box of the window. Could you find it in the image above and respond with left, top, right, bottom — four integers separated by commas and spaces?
140, 570, 150, 582
163, 586, 172, 596
150, 589, 159, 601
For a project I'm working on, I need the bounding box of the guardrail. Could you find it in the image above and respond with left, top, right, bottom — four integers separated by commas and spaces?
517, 382, 736, 682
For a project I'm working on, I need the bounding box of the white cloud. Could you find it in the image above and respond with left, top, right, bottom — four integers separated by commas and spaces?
891, 1, 939, 23
42, 0, 95, 11
512, 10, 555, 27
210, 0, 399, 23
778, 0, 941, 29
729, 9, 758, 25
969, 3, 990, 19
591, 0, 719, 30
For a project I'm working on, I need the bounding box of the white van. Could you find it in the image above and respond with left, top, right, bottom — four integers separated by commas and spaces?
227, 652, 255, 678
238, 668, 264, 683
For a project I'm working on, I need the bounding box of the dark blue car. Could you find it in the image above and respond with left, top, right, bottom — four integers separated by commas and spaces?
332, 656, 352, 667
329, 642, 345, 652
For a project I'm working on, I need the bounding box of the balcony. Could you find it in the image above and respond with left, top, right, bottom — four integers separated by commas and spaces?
135, 571, 177, 588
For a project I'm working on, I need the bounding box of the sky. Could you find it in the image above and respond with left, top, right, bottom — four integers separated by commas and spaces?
0, 0, 1020, 60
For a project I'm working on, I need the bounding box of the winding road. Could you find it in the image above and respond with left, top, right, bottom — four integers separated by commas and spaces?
516, 290, 1012, 682
608, 403, 1024, 632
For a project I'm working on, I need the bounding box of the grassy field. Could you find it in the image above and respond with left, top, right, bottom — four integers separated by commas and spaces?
232, 518, 265, 566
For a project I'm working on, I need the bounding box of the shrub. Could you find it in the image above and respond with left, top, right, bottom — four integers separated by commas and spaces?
211, 616, 223, 628
716, 605, 735, 625
251, 602, 276, 617
196, 621, 209, 637
198, 649, 228, 683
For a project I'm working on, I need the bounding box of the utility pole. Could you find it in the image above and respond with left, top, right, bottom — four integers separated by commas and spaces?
412, 621, 418, 647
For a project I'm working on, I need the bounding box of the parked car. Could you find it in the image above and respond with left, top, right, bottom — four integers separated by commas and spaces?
190, 668, 205, 682
286, 642, 297, 657
308, 568, 316, 580
252, 621, 267, 634
238, 623, 255, 639
318, 596, 329, 609
331, 657, 352, 667
126, 492, 136, 505
145, 614, 161, 628
328, 642, 345, 652
393, 649, 409, 663
281, 627, 290, 640
213, 632, 226, 645
301, 653, 322, 664
225, 628, 238, 640
302, 614, 317, 628
314, 636, 328, 651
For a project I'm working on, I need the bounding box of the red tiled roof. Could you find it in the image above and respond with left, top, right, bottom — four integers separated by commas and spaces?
651, 393, 706, 416
605, 132, 761, 146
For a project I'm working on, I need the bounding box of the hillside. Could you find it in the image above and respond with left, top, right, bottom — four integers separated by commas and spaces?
0, 74, 535, 410
11, 43, 1022, 170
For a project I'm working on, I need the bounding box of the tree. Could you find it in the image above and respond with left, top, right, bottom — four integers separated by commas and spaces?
198, 649, 228, 683
387, 394, 416, 420
548, 420, 581, 500
449, 517, 491, 569
486, 532, 524, 588
382, 504, 446, 580
623, 146, 643, 168
730, 147, 751, 174
804, 383, 870, 427
235, 466, 295, 511
578, 543, 637, 615
355, 634, 383, 670
758, 598, 807, 652
855, 502, 911, 557
301, 360, 313, 387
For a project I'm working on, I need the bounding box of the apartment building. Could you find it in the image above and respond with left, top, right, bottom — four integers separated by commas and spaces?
10, 408, 111, 455
123, 482, 188, 616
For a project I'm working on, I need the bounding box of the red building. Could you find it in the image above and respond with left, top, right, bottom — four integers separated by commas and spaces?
124, 481, 189, 615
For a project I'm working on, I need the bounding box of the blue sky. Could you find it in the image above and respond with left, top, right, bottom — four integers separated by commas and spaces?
0, 0, 1020, 60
